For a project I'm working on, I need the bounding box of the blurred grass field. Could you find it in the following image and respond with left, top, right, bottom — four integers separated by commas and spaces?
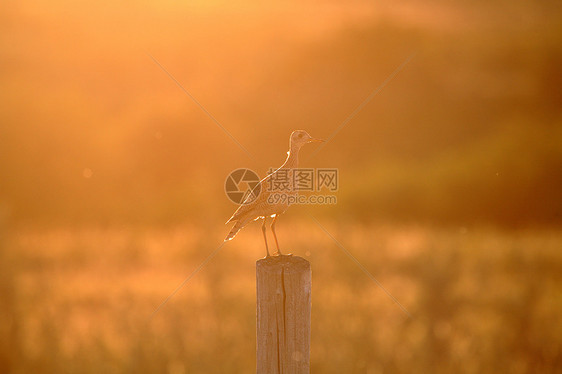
1, 222, 561, 373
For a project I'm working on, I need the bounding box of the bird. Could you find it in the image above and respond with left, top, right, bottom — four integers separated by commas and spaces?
225, 130, 324, 257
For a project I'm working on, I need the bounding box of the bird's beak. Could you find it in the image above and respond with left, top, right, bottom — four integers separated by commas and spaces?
308, 138, 325, 143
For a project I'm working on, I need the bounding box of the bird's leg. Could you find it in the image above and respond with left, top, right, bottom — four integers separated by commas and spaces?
270, 215, 283, 256
261, 217, 270, 257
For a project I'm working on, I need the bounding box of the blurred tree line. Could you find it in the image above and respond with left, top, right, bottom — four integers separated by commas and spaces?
0, 0, 561, 227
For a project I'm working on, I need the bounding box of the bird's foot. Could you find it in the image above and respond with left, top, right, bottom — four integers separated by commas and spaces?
274, 251, 292, 257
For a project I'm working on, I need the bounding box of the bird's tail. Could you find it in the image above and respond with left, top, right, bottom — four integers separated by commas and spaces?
224, 219, 248, 242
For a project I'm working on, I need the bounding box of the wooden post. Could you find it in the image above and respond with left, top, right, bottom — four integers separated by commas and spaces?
256, 255, 311, 374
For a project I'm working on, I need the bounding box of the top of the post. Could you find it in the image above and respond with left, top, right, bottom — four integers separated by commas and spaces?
256, 255, 310, 272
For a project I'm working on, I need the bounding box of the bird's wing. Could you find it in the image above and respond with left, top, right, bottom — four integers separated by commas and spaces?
225, 203, 248, 224
225, 173, 273, 224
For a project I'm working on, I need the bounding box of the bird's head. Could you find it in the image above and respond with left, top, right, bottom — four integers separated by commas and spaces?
290, 130, 324, 148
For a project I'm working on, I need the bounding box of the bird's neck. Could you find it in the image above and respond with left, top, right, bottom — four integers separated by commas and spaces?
283, 144, 301, 169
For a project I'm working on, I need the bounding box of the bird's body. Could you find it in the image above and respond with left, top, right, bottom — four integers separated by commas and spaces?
225, 130, 323, 256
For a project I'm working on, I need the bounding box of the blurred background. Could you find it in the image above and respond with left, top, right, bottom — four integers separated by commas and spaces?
1, 0, 561, 373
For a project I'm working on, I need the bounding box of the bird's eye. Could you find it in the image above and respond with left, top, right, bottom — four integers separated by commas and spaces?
298, 133, 303, 138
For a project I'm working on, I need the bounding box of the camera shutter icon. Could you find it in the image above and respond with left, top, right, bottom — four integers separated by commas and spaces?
225, 168, 261, 204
